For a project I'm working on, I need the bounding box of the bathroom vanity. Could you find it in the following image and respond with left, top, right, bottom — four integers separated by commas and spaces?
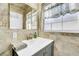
15, 37, 54, 56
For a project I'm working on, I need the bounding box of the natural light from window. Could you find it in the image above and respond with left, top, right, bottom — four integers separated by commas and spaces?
10, 12, 23, 29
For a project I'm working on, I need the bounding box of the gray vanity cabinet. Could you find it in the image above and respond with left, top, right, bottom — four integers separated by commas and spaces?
33, 42, 54, 56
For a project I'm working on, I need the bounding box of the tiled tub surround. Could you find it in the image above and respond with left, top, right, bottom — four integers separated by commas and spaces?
10, 29, 38, 41
39, 32, 79, 56
0, 4, 11, 55
0, 3, 9, 29
0, 30, 13, 56
54, 33, 79, 56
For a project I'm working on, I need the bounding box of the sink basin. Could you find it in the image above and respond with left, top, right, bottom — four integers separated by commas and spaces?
14, 43, 27, 51
11, 40, 27, 51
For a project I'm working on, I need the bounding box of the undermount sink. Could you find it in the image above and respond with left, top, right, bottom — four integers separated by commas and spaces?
14, 43, 27, 51
11, 40, 27, 51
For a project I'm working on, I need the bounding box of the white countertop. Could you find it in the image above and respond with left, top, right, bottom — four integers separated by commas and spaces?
16, 37, 54, 56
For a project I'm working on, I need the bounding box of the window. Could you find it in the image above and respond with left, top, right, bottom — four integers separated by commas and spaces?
10, 12, 23, 29
26, 11, 37, 30
26, 14, 32, 30
43, 3, 62, 32
43, 3, 79, 33
43, 4, 52, 32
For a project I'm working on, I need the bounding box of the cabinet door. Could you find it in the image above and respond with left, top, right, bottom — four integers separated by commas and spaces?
33, 42, 54, 56
45, 43, 53, 56
33, 48, 45, 56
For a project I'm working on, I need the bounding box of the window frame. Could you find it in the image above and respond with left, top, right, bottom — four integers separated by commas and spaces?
26, 11, 37, 30
10, 11, 23, 29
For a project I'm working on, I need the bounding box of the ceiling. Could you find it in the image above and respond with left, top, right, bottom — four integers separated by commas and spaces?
10, 3, 32, 14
